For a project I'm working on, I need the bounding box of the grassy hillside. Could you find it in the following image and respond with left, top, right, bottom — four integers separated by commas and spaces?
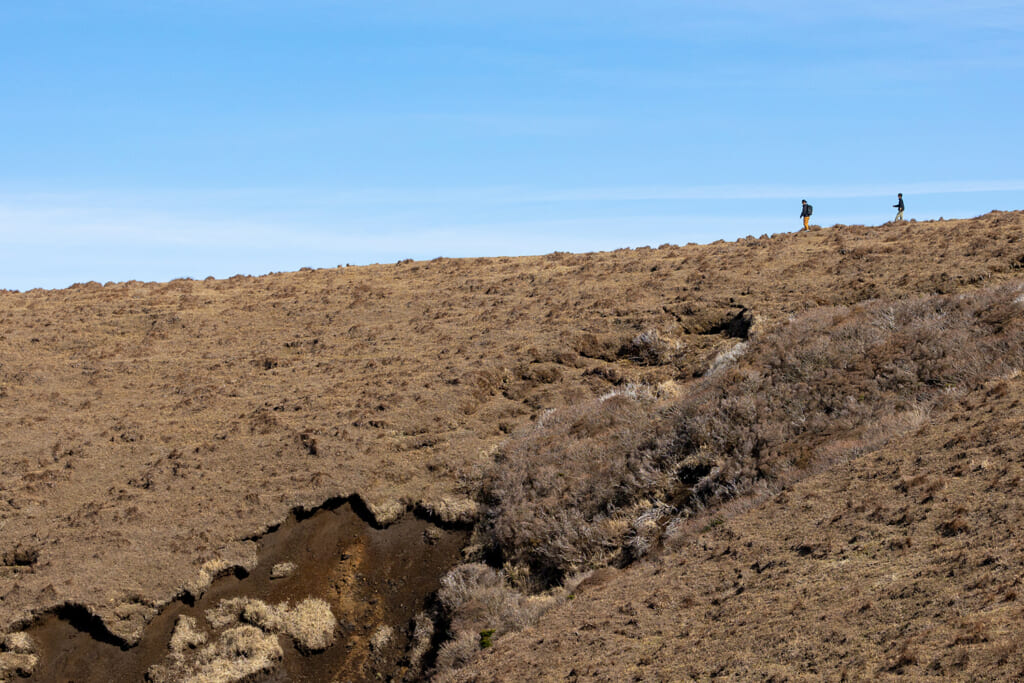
452, 365, 1024, 680
1, 211, 1023, 680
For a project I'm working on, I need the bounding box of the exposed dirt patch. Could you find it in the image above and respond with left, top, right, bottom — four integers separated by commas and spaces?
25, 501, 468, 682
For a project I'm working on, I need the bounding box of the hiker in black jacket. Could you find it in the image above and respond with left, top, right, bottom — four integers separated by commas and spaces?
800, 200, 813, 231
893, 193, 904, 221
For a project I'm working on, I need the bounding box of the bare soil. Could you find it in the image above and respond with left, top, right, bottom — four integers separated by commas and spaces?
2, 211, 1023, 679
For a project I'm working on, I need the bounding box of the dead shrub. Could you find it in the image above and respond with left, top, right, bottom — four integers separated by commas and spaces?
368, 624, 394, 653
405, 612, 435, 675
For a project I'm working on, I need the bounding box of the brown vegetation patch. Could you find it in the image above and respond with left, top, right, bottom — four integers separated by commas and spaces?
478, 282, 1024, 589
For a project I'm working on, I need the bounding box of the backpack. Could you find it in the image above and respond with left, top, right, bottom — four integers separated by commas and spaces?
806, 204, 813, 215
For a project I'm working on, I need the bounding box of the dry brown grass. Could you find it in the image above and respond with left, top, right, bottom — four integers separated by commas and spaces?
4, 211, 1024, 679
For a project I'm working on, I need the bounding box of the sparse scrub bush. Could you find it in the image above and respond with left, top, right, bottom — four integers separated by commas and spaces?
432, 563, 569, 679
479, 284, 1024, 587
479, 394, 670, 582
625, 501, 675, 561
432, 631, 481, 680
438, 563, 555, 634
438, 563, 503, 614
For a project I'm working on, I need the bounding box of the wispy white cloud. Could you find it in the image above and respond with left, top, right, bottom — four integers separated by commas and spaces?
5, 178, 1020, 215
524, 180, 1024, 202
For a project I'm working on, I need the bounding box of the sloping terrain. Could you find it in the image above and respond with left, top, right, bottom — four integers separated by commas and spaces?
1, 211, 1023, 679
451, 367, 1024, 681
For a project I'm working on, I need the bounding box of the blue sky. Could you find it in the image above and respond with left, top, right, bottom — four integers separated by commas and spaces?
2, 1, 1023, 290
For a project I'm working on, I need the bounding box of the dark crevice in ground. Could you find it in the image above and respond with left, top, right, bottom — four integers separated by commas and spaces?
31, 603, 133, 651
701, 308, 753, 338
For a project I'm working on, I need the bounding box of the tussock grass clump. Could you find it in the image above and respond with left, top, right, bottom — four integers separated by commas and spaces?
150, 595, 336, 682
169, 615, 208, 655
282, 598, 336, 653
270, 561, 296, 579
147, 624, 282, 683
479, 284, 1024, 585
182, 544, 259, 601
1, 633, 33, 655
237, 597, 336, 653
205, 598, 249, 630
